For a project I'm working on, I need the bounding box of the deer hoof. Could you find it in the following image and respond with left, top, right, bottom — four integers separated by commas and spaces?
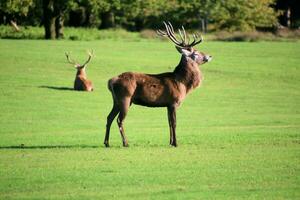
170, 143, 177, 147
104, 143, 110, 148
123, 143, 129, 147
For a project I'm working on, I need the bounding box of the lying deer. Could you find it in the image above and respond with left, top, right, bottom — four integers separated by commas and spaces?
104, 22, 212, 147
65, 51, 93, 91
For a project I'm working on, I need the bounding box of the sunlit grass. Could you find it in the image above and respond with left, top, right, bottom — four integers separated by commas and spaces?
0, 39, 299, 199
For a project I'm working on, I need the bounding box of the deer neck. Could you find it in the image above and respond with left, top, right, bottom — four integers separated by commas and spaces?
173, 56, 203, 93
76, 68, 87, 78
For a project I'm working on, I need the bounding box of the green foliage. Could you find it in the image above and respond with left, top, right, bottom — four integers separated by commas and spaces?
0, 25, 300, 42
0, 0, 33, 17
0, 25, 44, 39
117, 0, 177, 29
211, 0, 278, 31
0, 25, 140, 40
0, 0, 280, 32
64, 27, 139, 40
66, 0, 122, 27
1, 25, 299, 41
214, 31, 277, 42
0, 39, 299, 199
115, 0, 279, 31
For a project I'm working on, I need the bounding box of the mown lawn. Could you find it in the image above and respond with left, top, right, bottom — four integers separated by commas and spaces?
0, 38, 299, 199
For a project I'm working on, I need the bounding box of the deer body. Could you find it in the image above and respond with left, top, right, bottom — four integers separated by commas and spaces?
65, 51, 93, 92
104, 22, 211, 147
109, 57, 202, 108
74, 68, 93, 91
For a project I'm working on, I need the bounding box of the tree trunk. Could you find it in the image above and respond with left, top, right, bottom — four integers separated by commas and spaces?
286, 7, 291, 28
43, 0, 56, 39
100, 11, 115, 29
44, 16, 56, 39
43, 0, 65, 39
200, 19, 205, 33
55, 13, 64, 39
204, 16, 208, 33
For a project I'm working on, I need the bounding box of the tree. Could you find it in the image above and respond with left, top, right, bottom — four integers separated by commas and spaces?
67, 0, 102, 28
1, 0, 282, 36
66, 0, 120, 28
0, 0, 33, 30
211, 0, 278, 31
42, 0, 70, 39
98, 0, 121, 29
276, 0, 300, 28
116, 0, 180, 30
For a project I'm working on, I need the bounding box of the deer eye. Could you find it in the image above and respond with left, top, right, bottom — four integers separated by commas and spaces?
192, 53, 200, 60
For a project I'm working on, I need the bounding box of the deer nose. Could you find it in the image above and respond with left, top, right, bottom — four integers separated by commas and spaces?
204, 55, 212, 62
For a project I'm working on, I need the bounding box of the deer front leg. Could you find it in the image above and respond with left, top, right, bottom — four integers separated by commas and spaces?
167, 106, 177, 147
104, 104, 119, 147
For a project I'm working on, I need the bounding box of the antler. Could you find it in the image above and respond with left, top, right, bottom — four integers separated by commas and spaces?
157, 21, 203, 48
65, 50, 93, 68
81, 50, 93, 67
65, 52, 78, 66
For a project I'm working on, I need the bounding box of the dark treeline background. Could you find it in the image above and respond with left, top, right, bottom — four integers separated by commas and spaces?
0, 0, 299, 39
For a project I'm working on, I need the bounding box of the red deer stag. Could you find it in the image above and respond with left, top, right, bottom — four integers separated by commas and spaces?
65, 51, 93, 91
104, 22, 212, 147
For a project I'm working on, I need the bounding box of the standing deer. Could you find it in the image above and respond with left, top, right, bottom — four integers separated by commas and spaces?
104, 22, 212, 147
65, 51, 94, 91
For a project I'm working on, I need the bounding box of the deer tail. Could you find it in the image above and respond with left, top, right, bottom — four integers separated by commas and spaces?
108, 77, 116, 91
108, 77, 118, 101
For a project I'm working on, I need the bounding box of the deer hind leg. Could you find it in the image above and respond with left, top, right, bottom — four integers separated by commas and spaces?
167, 108, 173, 145
167, 106, 177, 147
117, 98, 131, 147
104, 104, 119, 147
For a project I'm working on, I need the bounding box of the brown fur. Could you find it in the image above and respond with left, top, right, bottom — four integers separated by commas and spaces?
65, 52, 93, 92
104, 48, 211, 147
74, 67, 93, 92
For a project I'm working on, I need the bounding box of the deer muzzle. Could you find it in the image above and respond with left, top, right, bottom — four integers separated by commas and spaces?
204, 55, 212, 62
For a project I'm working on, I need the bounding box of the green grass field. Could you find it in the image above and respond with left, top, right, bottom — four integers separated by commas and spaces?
0, 38, 299, 199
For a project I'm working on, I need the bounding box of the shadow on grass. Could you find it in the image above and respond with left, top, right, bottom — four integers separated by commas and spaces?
39, 85, 74, 91
0, 144, 100, 149
0, 144, 174, 149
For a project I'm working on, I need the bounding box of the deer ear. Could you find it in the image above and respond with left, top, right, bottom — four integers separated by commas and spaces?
75, 64, 81, 68
175, 46, 192, 56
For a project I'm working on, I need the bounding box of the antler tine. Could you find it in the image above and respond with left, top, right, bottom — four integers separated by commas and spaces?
189, 33, 203, 47
157, 21, 168, 36
156, 29, 167, 36
157, 21, 203, 48
65, 52, 77, 66
182, 26, 188, 44
87, 49, 94, 57
157, 21, 170, 36
167, 21, 176, 35
189, 34, 197, 46
178, 29, 185, 45
80, 50, 93, 67
164, 21, 175, 37
167, 21, 186, 45
156, 21, 171, 38
164, 21, 186, 48
157, 21, 182, 47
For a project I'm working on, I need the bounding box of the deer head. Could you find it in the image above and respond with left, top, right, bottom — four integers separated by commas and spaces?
157, 21, 212, 65
65, 51, 94, 91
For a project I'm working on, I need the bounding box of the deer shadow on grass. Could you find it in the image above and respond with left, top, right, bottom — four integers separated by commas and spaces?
0, 144, 100, 150
39, 85, 74, 91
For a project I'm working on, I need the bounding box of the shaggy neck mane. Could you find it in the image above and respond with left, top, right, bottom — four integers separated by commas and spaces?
173, 55, 202, 93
